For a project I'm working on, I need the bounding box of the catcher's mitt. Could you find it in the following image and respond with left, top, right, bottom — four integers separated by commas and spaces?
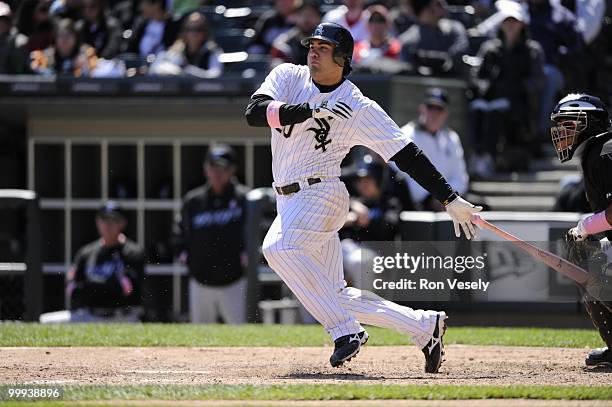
565, 233, 612, 301
565, 233, 601, 268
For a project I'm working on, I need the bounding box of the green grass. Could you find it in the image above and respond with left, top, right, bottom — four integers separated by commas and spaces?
1, 384, 611, 404
0, 323, 602, 348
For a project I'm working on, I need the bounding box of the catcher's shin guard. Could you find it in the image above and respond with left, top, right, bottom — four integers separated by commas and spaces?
583, 294, 612, 348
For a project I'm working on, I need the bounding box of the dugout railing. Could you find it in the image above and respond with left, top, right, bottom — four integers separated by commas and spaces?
0, 185, 590, 322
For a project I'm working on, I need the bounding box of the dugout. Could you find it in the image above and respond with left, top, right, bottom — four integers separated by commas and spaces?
0, 74, 468, 321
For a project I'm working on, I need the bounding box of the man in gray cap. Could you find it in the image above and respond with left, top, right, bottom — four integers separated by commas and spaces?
40, 201, 145, 323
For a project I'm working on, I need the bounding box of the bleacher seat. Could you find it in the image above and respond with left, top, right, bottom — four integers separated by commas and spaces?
446, 5, 479, 29
214, 28, 255, 53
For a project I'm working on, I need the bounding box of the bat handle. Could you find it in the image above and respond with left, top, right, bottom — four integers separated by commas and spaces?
471, 213, 484, 226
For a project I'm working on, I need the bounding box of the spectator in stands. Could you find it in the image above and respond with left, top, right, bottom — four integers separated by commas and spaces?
249, 0, 297, 55
173, 0, 200, 17
353, 5, 401, 69
561, 0, 608, 98
468, 1, 544, 177
0, 2, 30, 74
553, 175, 590, 213
399, 0, 469, 76
111, 0, 139, 31
343, 152, 414, 242
77, 0, 123, 59
340, 151, 414, 287
42, 202, 145, 323
527, 0, 585, 142
49, 0, 84, 20
174, 145, 249, 324
389, 0, 416, 34
400, 88, 469, 210
16, 0, 54, 52
270, 0, 322, 66
323, 0, 370, 43
127, 0, 178, 59
30, 18, 99, 76
150, 11, 223, 77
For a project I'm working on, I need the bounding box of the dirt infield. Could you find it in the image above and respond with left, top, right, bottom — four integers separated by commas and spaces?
1, 345, 610, 386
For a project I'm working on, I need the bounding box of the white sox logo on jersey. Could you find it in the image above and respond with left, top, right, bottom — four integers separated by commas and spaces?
309, 102, 353, 152
309, 118, 332, 152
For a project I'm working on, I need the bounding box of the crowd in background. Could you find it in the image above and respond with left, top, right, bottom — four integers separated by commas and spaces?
0, 0, 610, 175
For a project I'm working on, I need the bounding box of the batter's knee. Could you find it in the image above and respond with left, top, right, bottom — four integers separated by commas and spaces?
262, 238, 285, 265
262, 237, 302, 267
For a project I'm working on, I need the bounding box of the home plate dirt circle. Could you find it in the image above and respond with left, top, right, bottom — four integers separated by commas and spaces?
1, 345, 610, 386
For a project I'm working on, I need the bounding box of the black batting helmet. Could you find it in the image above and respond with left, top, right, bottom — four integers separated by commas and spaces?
301, 22, 354, 76
550, 93, 611, 162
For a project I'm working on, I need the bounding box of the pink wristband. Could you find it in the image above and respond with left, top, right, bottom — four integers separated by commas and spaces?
118, 275, 133, 296
266, 101, 284, 129
582, 210, 612, 235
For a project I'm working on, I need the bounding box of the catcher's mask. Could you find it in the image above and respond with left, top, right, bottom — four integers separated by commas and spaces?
550, 93, 610, 163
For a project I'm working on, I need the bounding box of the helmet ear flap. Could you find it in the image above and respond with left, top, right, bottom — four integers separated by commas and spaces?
343, 62, 352, 76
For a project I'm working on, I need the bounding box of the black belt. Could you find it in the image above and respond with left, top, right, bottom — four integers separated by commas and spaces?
275, 178, 321, 195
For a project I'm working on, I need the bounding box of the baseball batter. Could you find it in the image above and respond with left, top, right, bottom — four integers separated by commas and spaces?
245, 22, 482, 372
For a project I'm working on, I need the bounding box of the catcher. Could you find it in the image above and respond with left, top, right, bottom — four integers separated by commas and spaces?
551, 93, 612, 367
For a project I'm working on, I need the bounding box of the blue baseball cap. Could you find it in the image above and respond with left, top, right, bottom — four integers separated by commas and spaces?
96, 201, 126, 222
205, 144, 236, 168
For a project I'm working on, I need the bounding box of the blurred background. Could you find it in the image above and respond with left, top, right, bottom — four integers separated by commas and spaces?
0, 0, 610, 325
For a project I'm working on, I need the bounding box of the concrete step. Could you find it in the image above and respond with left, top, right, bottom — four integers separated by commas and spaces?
529, 156, 579, 172
470, 181, 560, 196
467, 194, 556, 212
480, 169, 579, 183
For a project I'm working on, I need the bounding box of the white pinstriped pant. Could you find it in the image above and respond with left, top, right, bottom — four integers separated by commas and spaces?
262, 178, 438, 348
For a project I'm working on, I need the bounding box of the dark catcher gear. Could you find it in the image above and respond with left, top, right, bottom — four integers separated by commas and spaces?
550, 93, 611, 163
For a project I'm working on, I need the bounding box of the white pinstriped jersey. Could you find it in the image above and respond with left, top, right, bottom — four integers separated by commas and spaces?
253, 63, 412, 185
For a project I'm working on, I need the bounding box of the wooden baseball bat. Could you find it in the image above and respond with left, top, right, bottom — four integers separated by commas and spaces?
470, 214, 589, 284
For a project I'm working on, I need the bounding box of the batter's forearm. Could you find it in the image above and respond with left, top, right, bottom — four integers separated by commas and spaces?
391, 143, 457, 205
245, 95, 311, 128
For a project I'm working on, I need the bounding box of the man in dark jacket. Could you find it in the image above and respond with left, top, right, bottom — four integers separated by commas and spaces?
248, 0, 297, 54
77, 0, 123, 59
127, 0, 178, 58
528, 0, 585, 140
469, 2, 544, 175
174, 145, 249, 324
270, 0, 321, 66
399, 0, 468, 77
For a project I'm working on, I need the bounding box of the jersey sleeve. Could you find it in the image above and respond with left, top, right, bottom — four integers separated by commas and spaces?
251, 63, 293, 102
353, 101, 412, 162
